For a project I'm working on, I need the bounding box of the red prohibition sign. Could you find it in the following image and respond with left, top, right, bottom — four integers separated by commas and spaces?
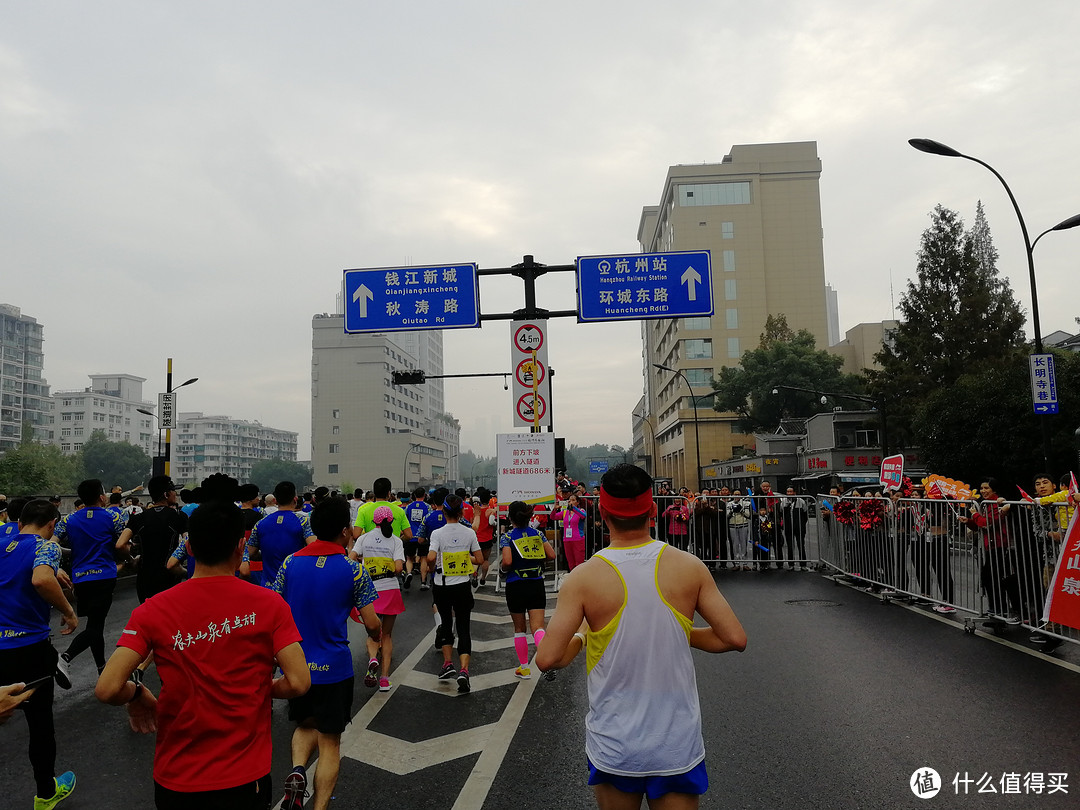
515, 357, 546, 388
513, 324, 544, 354
516, 393, 547, 422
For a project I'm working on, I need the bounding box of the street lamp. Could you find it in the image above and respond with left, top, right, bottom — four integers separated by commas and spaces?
632, 409, 657, 476
909, 138, 1080, 467
404, 442, 422, 490
654, 363, 702, 490
772, 384, 890, 458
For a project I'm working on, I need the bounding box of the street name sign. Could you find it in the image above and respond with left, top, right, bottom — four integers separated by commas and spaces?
575, 250, 713, 323
1028, 353, 1059, 415
343, 263, 480, 334
158, 392, 176, 430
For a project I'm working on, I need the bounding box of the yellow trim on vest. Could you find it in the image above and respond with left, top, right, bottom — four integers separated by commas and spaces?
586, 555, 627, 674
653, 545, 693, 642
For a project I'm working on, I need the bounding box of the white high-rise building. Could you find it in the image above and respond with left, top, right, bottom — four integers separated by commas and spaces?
0, 304, 52, 451
825, 283, 841, 347
311, 308, 460, 493
173, 412, 298, 485
53, 374, 156, 457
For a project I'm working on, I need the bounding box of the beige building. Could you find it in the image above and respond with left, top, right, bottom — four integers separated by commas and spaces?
829, 320, 898, 374
311, 313, 460, 493
636, 142, 829, 489
173, 412, 298, 485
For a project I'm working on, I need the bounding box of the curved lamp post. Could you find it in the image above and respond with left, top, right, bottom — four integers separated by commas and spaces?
908, 138, 1080, 467
654, 363, 701, 490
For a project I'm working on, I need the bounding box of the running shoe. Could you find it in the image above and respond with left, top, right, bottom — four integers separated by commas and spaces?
34, 771, 76, 809
364, 658, 379, 688
54, 654, 72, 690
438, 662, 457, 680
378, 677, 392, 692
280, 767, 307, 810
457, 668, 471, 693
514, 665, 531, 680
543, 668, 558, 682
403, 571, 413, 589
470, 574, 479, 591
419, 582, 430, 591
932, 605, 957, 614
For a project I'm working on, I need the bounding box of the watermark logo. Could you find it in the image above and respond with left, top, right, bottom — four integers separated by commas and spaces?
911, 768, 942, 799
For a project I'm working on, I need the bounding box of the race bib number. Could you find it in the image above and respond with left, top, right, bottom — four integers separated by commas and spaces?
364, 556, 395, 577
514, 534, 546, 560
442, 548, 474, 576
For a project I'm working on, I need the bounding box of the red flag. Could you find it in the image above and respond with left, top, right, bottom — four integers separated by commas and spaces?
1044, 509, 1080, 631
927, 481, 943, 499
1070, 472, 1079, 502
1017, 486, 1036, 504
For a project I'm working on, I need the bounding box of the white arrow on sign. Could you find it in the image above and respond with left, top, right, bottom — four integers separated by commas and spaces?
352, 284, 373, 318
681, 266, 701, 301
1035, 404, 1055, 413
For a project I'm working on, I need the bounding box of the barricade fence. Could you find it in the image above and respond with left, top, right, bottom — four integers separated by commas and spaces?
538, 494, 819, 570
816, 495, 1078, 647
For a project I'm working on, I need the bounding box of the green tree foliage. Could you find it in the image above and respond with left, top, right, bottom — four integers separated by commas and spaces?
249, 458, 314, 493
563, 443, 632, 485
76, 431, 152, 489
871, 204, 1026, 447
711, 314, 864, 434
0, 441, 80, 496
912, 348, 1080, 487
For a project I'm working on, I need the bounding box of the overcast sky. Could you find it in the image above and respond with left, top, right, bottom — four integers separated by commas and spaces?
3, 2, 1078, 459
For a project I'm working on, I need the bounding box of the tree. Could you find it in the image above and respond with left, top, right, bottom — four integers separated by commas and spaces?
249, 458, 313, 493
711, 314, 864, 434
76, 431, 151, 489
912, 348, 1080, 487
0, 441, 80, 495
871, 204, 1026, 446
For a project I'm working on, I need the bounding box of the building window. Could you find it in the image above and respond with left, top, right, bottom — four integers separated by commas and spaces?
727, 338, 741, 359
684, 368, 713, 385
722, 222, 734, 239
724, 279, 737, 301
328, 464, 339, 474
723, 250, 736, 272
683, 339, 713, 360
678, 182, 751, 207
332, 409, 341, 419
61, 413, 72, 421
332, 425, 340, 434
726, 308, 739, 329
328, 444, 340, 454
682, 317, 711, 330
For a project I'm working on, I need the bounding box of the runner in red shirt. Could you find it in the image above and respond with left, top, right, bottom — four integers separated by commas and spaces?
95, 476, 310, 810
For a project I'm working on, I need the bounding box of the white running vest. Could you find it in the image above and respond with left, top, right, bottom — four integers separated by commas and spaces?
585, 540, 705, 776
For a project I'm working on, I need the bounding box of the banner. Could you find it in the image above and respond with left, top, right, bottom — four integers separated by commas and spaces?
879, 454, 904, 491
496, 433, 556, 508
1043, 508, 1080, 632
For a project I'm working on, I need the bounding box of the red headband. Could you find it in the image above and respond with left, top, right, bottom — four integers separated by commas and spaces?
598, 486, 654, 518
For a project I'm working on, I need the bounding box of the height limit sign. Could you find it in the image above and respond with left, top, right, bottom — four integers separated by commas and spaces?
511, 320, 551, 428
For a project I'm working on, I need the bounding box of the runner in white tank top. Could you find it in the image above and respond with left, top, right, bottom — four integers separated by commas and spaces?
537, 465, 747, 809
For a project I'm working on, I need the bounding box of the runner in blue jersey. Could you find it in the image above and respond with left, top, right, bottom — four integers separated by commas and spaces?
246, 481, 313, 588
403, 487, 431, 589
500, 500, 556, 680
54, 479, 125, 682
2, 496, 28, 540
417, 487, 449, 592
274, 497, 380, 810
0, 498, 79, 809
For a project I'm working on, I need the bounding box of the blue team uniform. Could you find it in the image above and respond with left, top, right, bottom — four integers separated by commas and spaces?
272, 540, 377, 684
1, 522, 19, 540
247, 510, 313, 587
419, 510, 446, 543
54, 507, 125, 584
0, 535, 63, 650
405, 500, 432, 539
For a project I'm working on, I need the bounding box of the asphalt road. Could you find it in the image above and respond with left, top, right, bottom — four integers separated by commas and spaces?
4, 568, 1079, 809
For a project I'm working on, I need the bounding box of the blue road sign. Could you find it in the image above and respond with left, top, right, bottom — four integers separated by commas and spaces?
575, 250, 713, 323
1029, 353, 1059, 415
589, 460, 609, 474
343, 264, 480, 334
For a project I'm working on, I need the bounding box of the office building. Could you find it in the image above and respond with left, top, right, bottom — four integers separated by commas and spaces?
53, 374, 156, 457
173, 412, 298, 484
829, 320, 899, 374
637, 142, 829, 488
311, 312, 460, 492
825, 283, 841, 347
0, 304, 53, 451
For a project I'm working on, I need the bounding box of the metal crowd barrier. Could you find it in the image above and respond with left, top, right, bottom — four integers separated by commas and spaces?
816, 494, 1078, 648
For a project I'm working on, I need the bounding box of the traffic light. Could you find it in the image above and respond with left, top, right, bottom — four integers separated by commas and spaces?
392, 370, 427, 385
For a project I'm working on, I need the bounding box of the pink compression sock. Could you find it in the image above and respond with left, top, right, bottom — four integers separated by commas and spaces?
514, 633, 529, 666
533, 628, 546, 647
